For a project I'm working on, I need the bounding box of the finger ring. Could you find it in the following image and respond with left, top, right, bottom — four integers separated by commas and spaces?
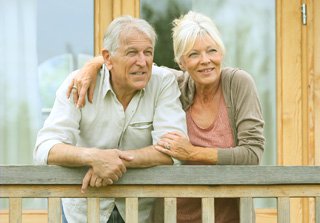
72, 85, 77, 90
165, 145, 171, 150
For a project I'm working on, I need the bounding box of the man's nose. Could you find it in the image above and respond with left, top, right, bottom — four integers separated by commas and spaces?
136, 53, 147, 66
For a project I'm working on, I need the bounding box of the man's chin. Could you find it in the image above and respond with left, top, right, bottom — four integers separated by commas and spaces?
131, 79, 149, 88
134, 84, 147, 90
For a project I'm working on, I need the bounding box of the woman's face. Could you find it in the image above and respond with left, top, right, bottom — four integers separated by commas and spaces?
179, 34, 223, 87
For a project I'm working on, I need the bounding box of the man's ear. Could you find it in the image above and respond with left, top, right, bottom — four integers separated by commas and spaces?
102, 49, 112, 70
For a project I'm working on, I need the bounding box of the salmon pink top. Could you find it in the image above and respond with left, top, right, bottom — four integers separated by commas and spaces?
177, 96, 240, 223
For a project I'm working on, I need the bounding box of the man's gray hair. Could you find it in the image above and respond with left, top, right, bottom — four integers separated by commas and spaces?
103, 15, 157, 54
172, 11, 225, 64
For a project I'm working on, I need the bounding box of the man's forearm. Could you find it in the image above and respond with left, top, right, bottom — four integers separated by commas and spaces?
47, 143, 93, 166
47, 144, 168, 168
121, 146, 173, 168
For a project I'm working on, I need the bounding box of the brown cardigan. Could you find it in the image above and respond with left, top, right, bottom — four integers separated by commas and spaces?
165, 66, 265, 165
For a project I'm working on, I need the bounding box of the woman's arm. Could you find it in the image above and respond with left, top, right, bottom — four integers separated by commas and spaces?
155, 69, 265, 165
67, 56, 104, 108
217, 69, 265, 165
67, 60, 189, 109
154, 131, 218, 164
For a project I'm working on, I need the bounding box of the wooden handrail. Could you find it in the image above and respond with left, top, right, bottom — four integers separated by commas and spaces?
1, 165, 320, 223
2, 165, 320, 185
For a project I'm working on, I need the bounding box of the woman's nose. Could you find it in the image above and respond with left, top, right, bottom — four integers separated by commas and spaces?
200, 52, 210, 64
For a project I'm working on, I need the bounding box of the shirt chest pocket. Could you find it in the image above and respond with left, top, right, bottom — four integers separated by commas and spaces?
124, 121, 153, 148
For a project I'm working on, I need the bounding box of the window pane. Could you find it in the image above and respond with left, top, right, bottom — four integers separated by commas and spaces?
37, 0, 94, 110
0, 0, 93, 209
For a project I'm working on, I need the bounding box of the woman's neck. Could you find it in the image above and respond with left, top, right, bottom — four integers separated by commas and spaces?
194, 81, 221, 104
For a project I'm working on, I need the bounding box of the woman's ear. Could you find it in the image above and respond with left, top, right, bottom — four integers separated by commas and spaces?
178, 60, 186, 71
102, 49, 112, 70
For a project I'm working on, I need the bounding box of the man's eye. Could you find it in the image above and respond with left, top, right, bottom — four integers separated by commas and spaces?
145, 51, 153, 56
127, 51, 136, 56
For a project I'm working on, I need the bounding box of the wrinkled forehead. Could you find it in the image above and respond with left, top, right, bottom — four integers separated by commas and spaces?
118, 27, 153, 47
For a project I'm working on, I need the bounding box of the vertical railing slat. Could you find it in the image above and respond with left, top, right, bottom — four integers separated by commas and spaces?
9, 198, 22, 223
240, 197, 253, 223
48, 198, 61, 223
316, 197, 320, 223
88, 198, 100, 223
278, 197, 290, 223
202, 197, 215, 223
164, 198, 177, 223
126, 197, 138, 223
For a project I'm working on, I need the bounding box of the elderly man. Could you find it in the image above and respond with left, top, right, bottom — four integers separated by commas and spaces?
34, 15, 186, 223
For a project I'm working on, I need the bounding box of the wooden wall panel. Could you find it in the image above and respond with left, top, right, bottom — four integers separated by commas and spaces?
313, 0, 320, 167
277, 0, 303, 222
94, 0, 140, 55
94, 0, 112, 55
277, 0, 303, 166
302, 0, 313, 167
304, 1, 317, 221
277, 0, 320, 222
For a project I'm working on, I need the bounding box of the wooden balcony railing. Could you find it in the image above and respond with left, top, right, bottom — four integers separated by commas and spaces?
1, 165, 320, 223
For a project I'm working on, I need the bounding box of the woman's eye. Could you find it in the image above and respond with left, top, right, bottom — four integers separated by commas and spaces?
188, 52, 198, 58
208, 49, 217, 53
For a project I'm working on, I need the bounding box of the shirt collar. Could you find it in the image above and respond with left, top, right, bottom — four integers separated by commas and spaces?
101, 65, 112, 97
101, 65, 146, 98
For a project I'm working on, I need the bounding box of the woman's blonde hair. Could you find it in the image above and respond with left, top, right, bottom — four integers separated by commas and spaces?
172, 11, 225, 64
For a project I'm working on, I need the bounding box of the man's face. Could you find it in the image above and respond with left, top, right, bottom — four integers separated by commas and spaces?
103, 29, 154, 96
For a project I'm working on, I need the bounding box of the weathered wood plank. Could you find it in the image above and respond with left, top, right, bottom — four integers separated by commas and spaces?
87, 198, 100, 223
48, 198, 61, 223
202, 198, 214, 223
0, 208, 279, 223
240, 197, 253, 223
126, 198, 138, 223
2, 166, 320, 185
164, 198, 176, 223
0, 166, 88, 185
278, 197, 290, 223
9, 198, 21, 223
1, 185, 320, 198
316, 197, 320, 223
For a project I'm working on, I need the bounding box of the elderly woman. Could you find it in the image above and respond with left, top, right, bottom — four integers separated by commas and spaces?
68, 11, 264, 223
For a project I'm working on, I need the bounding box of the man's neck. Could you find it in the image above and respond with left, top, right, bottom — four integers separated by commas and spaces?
111, 83, 137, 111
117, 92, 136, 111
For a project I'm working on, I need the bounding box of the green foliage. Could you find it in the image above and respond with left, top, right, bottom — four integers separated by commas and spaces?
142, 1, 188, 69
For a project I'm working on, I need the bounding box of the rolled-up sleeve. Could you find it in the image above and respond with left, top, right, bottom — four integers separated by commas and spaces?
150, 67, 187, 165
34, 72, 81, 165
151, 68, 187, 143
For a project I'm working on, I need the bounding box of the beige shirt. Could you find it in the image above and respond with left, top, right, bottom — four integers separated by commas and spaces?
34, 65, 187, 223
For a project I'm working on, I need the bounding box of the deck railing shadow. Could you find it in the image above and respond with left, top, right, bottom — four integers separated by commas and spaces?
1, 165, 320, 223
